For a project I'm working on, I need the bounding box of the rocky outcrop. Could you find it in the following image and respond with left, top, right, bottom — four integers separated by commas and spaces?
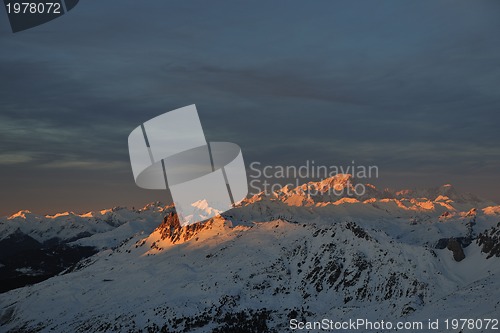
477, 223, 500, 259
446, 238, 465, 262
157, 212, 208, 243
435, 237, 467, 262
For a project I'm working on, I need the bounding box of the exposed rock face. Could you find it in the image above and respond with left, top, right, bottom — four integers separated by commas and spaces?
440, 211, 451, 218
477, 223, 500, 259
465, 208, 477, 217
345, 222, 372, 240
446, 238, 466, 262
436, 238, 468, 261
157, 212, 207, 243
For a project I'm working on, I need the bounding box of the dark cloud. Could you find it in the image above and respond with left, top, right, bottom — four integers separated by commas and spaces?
0, 0, 499, 215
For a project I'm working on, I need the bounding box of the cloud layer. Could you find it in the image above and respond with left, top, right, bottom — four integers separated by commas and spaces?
1, 0, 499, 214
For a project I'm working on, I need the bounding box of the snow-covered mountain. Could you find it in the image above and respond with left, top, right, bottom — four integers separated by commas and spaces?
0, 203, 173, 293
0, 203, 172, 245
1, 175, 499, 332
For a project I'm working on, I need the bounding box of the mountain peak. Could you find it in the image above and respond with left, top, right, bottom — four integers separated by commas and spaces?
314, 173, 354, 189
8, 210, 33, 220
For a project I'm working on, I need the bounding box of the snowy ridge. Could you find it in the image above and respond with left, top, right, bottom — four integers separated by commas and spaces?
0, 202, 173, 246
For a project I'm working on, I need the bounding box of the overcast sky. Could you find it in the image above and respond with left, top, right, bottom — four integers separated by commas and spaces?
1, 0, 499, 215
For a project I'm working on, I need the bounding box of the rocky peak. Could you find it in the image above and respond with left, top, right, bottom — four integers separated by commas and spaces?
157, 212, 207, 244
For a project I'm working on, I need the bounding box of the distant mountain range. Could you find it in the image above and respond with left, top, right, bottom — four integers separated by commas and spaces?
1, 175, 499, 332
